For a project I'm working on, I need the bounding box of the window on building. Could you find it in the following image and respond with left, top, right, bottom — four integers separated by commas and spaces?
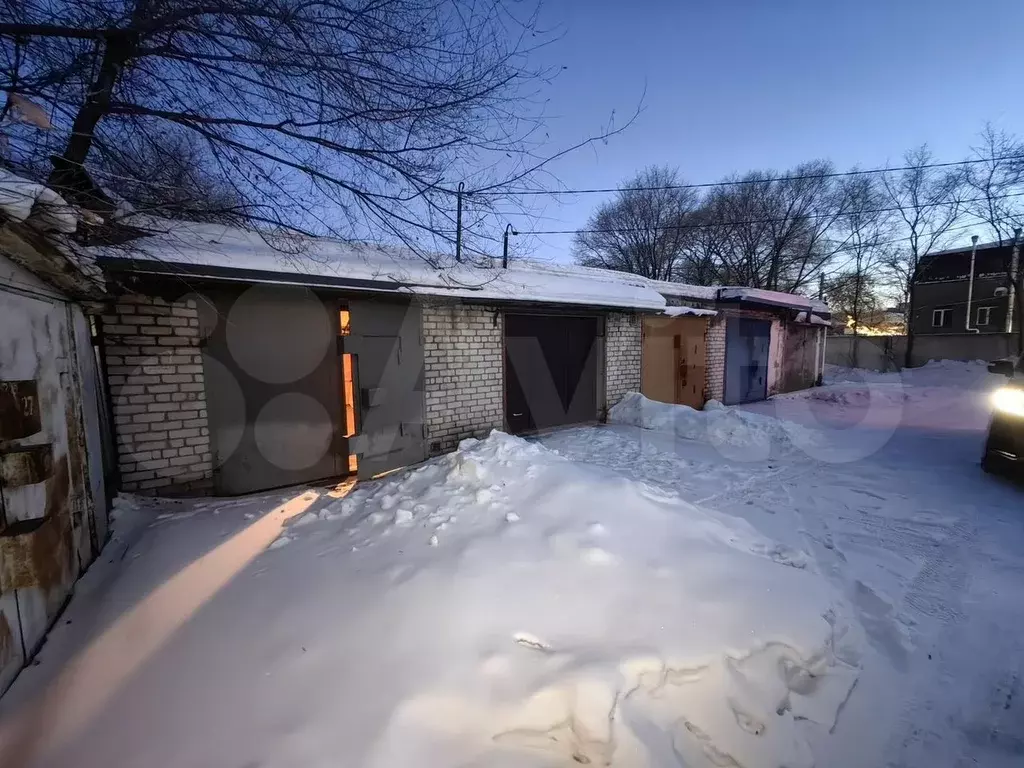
932, 307, 953, 328
976, 306, 994, 326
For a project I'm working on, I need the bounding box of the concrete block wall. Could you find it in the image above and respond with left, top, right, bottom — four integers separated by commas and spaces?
705, 316, 727, 402
422, 303, 504, 454
100, 295, 213, 493
605, 312, 642, 412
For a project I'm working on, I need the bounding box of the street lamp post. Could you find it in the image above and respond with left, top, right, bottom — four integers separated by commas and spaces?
503, 223, 518, 269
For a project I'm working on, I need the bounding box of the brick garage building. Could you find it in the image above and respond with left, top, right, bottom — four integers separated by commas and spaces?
642, 282, 830, 407
92, 221, 660, 495
99, 295, 212, 493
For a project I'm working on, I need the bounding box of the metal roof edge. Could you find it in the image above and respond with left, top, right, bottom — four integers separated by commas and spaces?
98, 257, 663, 312
97, 256, 414, 293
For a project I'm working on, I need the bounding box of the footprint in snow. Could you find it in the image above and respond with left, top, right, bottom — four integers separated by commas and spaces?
750, 543, 808, 569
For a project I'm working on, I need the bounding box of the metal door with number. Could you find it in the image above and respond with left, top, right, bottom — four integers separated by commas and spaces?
0, 278, 81, 695
346, 300, 425, 479
724, 317, 771, 405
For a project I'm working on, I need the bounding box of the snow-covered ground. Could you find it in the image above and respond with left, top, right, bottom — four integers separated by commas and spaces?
1, 361, 1023, 767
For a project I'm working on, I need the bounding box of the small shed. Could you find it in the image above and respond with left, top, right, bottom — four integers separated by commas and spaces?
716, 288, 830, 404
640, 282, 830, 408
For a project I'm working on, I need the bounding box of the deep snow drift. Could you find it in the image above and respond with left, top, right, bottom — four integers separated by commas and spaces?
0, 432, 859, 768
609, 391, 820, 459
544, 361, 1024, 768
329, 433, 860, 768
805, 360, 998, 407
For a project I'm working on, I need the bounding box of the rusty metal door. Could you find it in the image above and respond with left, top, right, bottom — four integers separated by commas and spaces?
0, 282, 81, 694
346, 300, 425, 479
641, 316, 708, 408
780, 325, 819, 393
201, 285, 346, 495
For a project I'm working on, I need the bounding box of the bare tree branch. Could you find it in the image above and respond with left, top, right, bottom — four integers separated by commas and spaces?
572, 166, 700, 282
0, 0, 624, 262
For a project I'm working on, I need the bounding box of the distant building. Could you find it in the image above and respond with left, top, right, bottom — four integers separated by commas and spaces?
911, 241, 1017, 335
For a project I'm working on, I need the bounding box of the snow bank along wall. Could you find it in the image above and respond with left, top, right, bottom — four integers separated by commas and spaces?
423, 305, 640, 455
96, 286, 645, 495
0, 245, 109, 696
825, 333, 1019, 371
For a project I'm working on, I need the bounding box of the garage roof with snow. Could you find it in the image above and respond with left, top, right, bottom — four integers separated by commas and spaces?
94, 219, 669, 311
717, 286, 830, 315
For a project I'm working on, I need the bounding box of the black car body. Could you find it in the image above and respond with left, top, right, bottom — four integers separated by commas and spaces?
984, 358, 1024, 473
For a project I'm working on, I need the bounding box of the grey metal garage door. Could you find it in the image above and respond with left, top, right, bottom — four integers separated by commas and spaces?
345, 300, 425, 479
724, 317, 771, 405
202, 285, 346, 494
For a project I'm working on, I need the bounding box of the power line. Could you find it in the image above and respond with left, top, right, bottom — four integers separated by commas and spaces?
503, 191, 1024, 237
466, 153, 1024, 197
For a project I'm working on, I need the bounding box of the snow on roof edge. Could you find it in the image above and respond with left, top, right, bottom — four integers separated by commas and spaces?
95, 217, 667, 312
718, 286, 829, 313
643, 278, 719, 301
663, 305, 717, 317
0, 169, 78, 234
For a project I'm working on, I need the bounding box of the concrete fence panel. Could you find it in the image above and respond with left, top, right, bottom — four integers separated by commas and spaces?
825, 333, 1018, 370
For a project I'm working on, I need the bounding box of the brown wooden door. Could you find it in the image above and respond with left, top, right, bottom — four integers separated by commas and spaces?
641, 316, 707, 408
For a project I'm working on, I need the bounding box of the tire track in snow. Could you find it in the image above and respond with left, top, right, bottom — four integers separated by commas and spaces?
900, 517, 973, 625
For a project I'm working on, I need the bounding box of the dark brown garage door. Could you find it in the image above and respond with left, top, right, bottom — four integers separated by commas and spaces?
504, 314, 599, 434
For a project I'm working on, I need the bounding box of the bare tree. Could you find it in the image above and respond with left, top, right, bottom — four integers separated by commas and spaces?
675, 203, 728, 285
1, 0, 626, 257
572, 166, 700, 281
879, 144, 964, 366
696, 161, 847, 292
95, 131, 248, 223
825, 269, 882, 330
830, 175, 894, 347
964, 124, 1024, 352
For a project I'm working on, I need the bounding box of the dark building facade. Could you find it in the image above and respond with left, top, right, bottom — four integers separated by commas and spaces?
911, 242, 1016, 336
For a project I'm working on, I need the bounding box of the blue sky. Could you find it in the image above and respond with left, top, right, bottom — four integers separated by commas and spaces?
501, 0, 1024, 261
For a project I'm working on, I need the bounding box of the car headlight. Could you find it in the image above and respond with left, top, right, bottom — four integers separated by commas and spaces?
992, 387, 1024, 417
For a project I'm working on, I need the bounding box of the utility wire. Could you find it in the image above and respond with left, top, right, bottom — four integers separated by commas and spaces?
499, 191, 1024, 237
465, 153, 1024, 197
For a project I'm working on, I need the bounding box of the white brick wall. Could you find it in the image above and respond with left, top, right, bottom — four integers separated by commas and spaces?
705, 316, 727, 402
605, 312, 642, 412
101, 294, 213, 493
422, 303, 504, 454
